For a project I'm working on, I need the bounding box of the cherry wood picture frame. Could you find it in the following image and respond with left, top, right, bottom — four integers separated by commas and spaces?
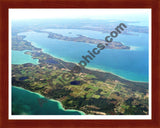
0, 0, 160, 128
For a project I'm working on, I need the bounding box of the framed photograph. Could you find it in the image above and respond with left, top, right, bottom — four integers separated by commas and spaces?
0, 0, 160, 128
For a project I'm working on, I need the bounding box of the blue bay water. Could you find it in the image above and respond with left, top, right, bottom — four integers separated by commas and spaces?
18, 29, 149, 82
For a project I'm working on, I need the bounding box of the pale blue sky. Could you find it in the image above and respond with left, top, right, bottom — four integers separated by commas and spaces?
9, 9, 151, 22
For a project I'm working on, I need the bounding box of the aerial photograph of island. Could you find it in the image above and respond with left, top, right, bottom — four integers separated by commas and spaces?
9, 9, 151, 118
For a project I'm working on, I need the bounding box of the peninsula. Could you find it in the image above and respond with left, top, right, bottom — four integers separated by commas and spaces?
11, 35, 148, 115
39, 31, 130, 49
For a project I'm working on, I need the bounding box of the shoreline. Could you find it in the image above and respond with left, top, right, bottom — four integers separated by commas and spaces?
84, 66, 148, 83
18, 33, 148, 83
12, 86, 86, 115
35, 48, 148, 83
29, 46, 148, 83
12, 50, 39, 65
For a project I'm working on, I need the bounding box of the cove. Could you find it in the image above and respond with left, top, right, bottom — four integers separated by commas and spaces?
12, 50, 39, 64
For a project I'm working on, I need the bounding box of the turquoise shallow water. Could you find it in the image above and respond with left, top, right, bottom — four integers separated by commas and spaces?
12, 86, 85, 115
11, 50, 85, 115
12, 50, 39, 64
18, 29, 149, 82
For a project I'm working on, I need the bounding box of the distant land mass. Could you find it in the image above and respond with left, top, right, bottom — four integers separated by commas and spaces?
11, 19, 148, 36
